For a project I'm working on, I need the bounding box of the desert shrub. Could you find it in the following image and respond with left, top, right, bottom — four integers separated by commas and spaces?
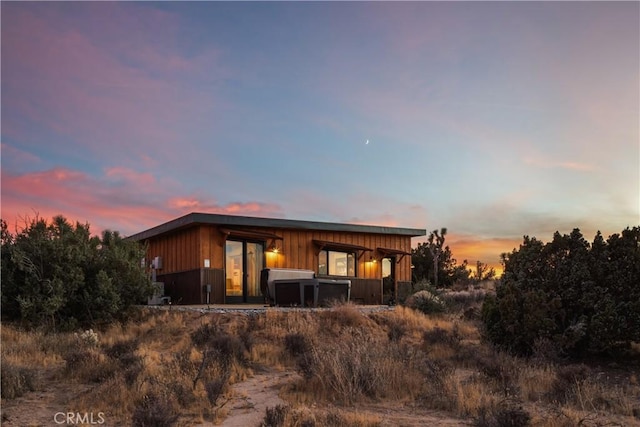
64, 348, 118, 383
284, 333, 312, 358
475, 402, 531, 427
0, 216, 152, 330
296, 351, 315, 380
493, 405, 531, 427
482, 228, 640, 357
262, 404, 290, 427
123, 358, 145, 387
63, 348, 97, 370
417, 354, 456, 411
423, 326, 460, 348
406, 288, 446, 315
209, 333, 248, 366
75, 329, 99, 348
320, 303, 367, 329
442, 289, 488, 313
238, 325, 254, 354
173, 348, 198, 376
204, 378, 226, 406
104, 338, 143, 385
1, 363, 37, 398
190, 322, 222, 348
476, 351, 519, 397
163, 382, 196, 408
320, 409, 382, 426
268, 407, 382, 427
530, 337, 563, 364
191, 320, 247, 367
548, 364, 591, 404
104, 338, 138, 359
387, 321, 407, 342
131, 393, 178, 427
296, 328, 423, 403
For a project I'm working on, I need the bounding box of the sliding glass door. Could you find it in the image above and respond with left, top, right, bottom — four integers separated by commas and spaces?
225, 240, 264, 303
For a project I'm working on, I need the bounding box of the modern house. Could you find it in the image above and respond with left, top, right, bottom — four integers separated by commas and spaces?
128, 213, 425, 305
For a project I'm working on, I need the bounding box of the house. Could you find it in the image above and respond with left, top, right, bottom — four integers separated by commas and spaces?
128, 213, 425, 305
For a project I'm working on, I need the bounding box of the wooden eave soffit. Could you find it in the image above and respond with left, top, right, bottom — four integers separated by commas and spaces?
376, 247, 412, 263
312, 239, 374, 260
219, 228, 284, 248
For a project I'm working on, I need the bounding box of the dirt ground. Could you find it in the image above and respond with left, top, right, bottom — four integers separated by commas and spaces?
1, 371, 93, 427
214, 366, 470, 427
1, 365, 470, 427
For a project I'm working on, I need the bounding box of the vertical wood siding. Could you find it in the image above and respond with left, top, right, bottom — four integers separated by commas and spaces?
145, 226, 416, 283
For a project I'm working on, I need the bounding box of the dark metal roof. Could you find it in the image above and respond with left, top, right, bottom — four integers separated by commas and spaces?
128, 212, 426, 241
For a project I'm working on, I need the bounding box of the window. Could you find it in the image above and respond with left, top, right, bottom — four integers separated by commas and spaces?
318, 250, 356, 276
382, 257, 392, 279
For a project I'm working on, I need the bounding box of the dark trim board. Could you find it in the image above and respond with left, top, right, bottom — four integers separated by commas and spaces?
128, 212, 425, 241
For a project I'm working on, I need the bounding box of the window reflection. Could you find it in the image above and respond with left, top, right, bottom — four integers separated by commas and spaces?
319, 249, 356, 276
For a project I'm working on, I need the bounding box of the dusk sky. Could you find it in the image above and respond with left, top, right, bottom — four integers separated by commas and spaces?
2, 1, 638, 272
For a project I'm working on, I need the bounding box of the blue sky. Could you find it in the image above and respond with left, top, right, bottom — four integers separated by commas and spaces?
2, 1, 638, 270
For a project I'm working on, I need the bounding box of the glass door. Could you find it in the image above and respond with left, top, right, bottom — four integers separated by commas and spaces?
225, 240, 265, 303
246, 242, 264, 300
382, 257, 396, 304
225, 241, 243, 298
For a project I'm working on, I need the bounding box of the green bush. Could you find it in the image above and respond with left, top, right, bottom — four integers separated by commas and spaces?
406, 282, 446, 315
482, 227, 640, 357
1, 216, 152, 330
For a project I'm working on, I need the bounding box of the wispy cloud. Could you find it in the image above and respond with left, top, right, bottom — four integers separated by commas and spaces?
1, 167, 283, 236
523, 156, 597, 172
1, 143, 43, 170
1, 3, 223, 169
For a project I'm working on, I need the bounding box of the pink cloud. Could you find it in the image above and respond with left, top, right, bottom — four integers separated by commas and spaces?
0, 165, 521, 272
105, 167, 156, 187
1, 167, 283, 237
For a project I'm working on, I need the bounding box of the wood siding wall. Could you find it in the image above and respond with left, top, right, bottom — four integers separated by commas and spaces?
157, 268, 225, 304
146, 227, 202, 273
157, 269, 201, 305
256, 228, 413, 283
350, 278, 383, 305
144, 225, 416, 303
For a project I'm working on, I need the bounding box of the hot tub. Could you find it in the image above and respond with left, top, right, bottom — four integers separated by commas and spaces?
260, 268, 350, 307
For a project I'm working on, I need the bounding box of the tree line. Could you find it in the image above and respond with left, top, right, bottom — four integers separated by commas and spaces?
411, 227, 496, 288
483, 227, 640, 357
1, 215, 152, 331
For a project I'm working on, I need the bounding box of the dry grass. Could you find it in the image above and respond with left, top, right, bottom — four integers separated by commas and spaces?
2, 304, 639, 427
261, 404, 383, 427
1, 326, 76, 368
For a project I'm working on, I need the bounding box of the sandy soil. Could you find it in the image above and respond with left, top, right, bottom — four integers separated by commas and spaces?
1, 371, 93, 427
210, 366, 471, 427
0, 366, 470, 427
217, 368, 297, 427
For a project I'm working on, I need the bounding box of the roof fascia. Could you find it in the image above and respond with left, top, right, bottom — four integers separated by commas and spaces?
127, 212, 426, 241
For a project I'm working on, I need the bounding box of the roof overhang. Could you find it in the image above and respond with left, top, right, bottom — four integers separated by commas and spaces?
376, 247, 413, 263
220, 227, 284, 242
313, 239, 373, 259
127, 212, 426, 241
